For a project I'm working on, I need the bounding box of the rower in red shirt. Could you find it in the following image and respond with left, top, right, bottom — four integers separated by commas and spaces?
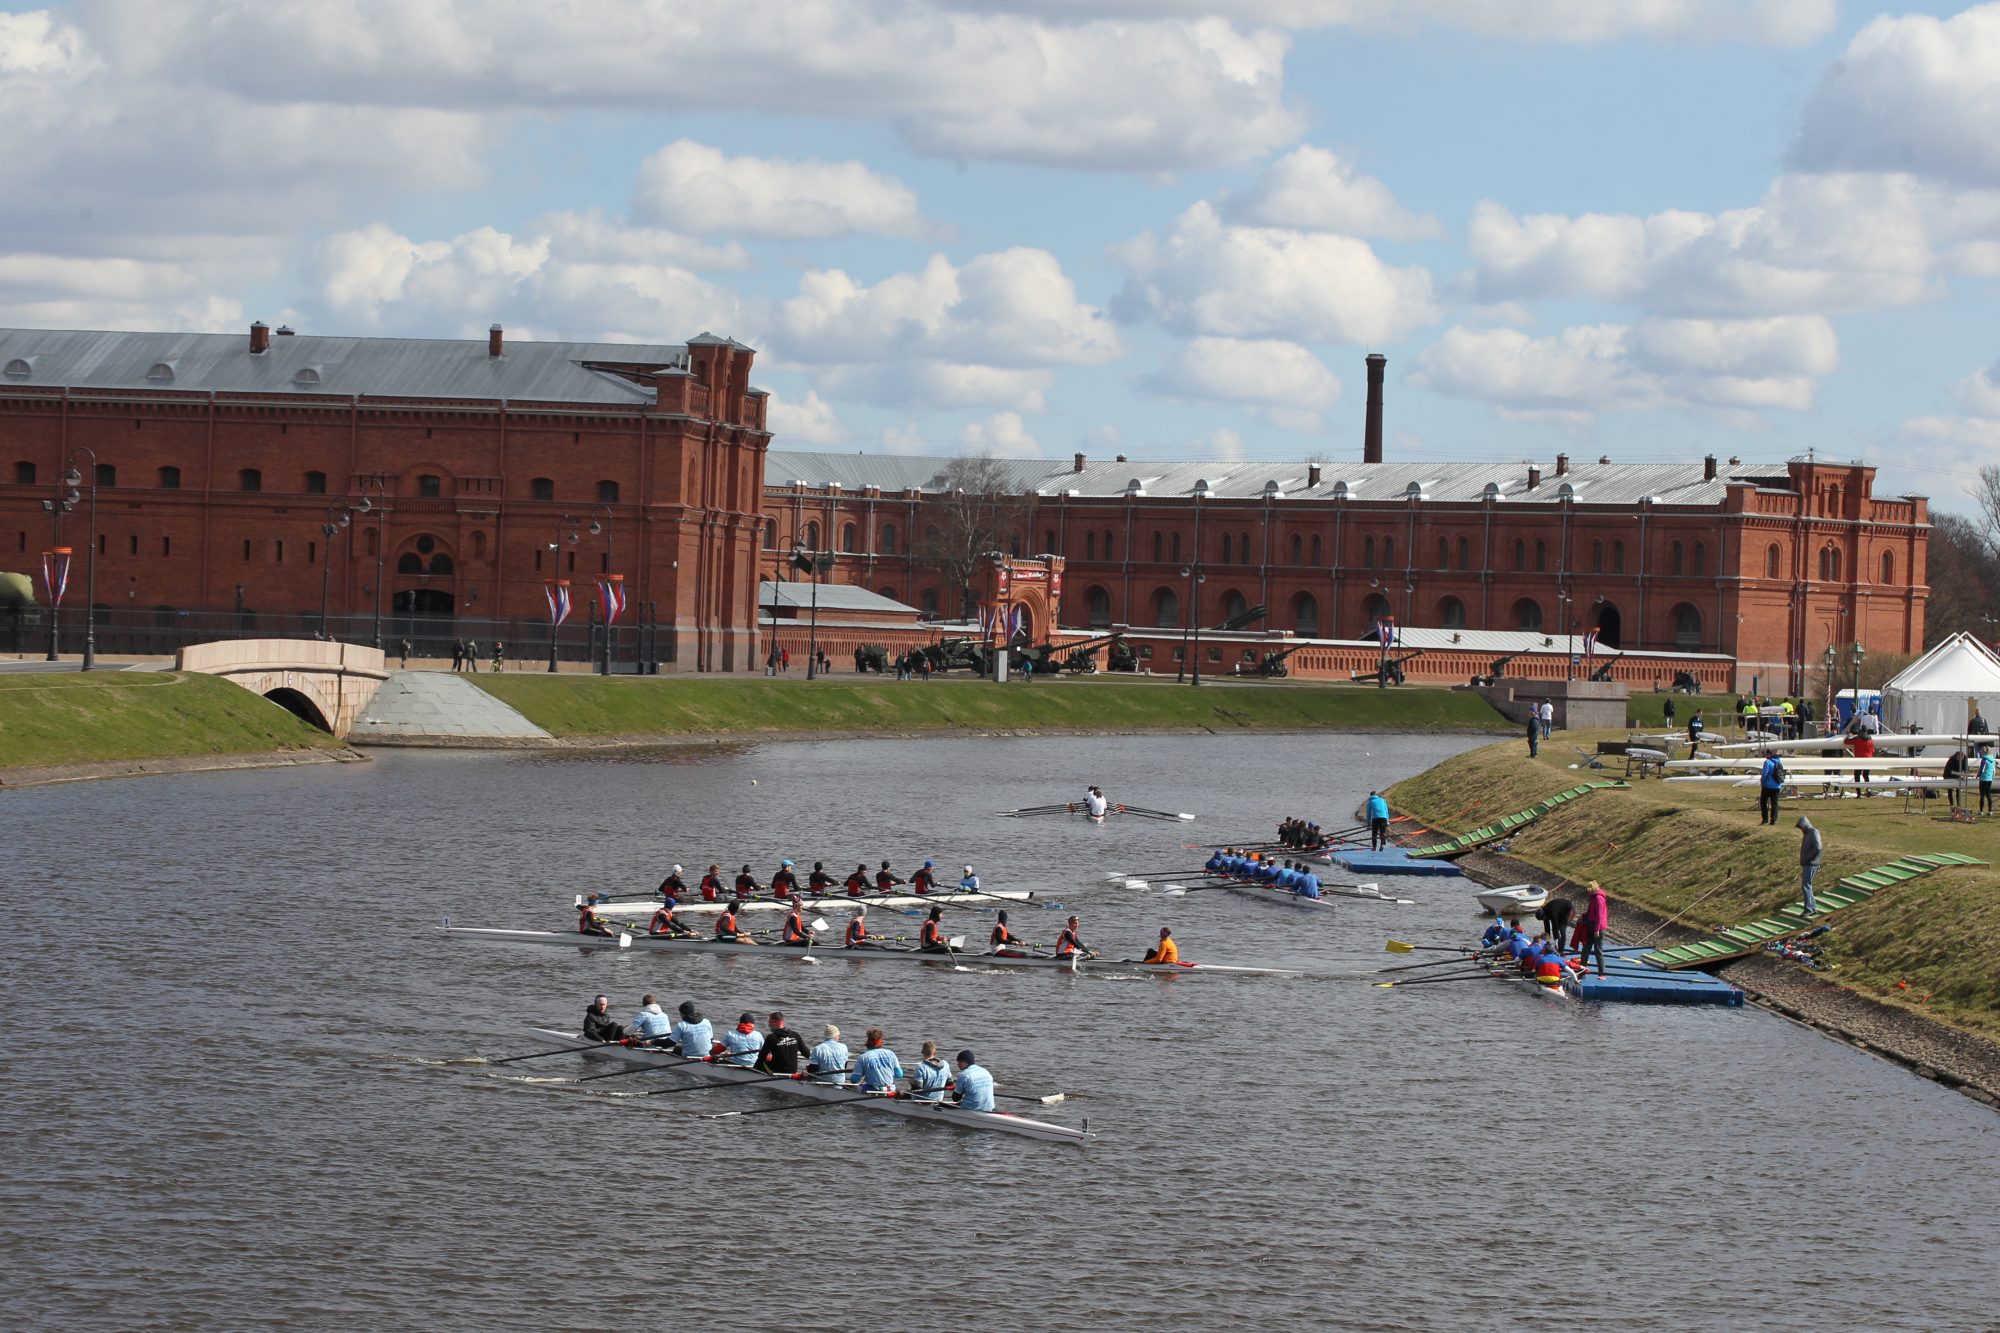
918, 905, 953, 954
577, 896, 614, 937
844, 864, 870, 897
734, 864, 763, 898
807, 861, 836, 897
715, 901, 754, 944
770, 860, 798, 899
910, 860, 937, 894
875, 861, 905, 895
1053, 914, 1097, 960
649, 901, 693, 938
778, 901, 815, 948
844, 905, 870, 948
699, 864, 724, 901
988, 910, 1026, 957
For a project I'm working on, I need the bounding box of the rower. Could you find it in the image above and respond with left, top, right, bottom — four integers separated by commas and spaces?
1480, 917, 1511, 950
989, 910, 1027, 958
715, 901, 755, 944
1305, 821, 1323, 849
810, 1024, 851, 1085
918, 905, 954, 954
771, 860, 798, 898
958, 865, 980, 893
1295, 862, 1322, 900
875, 860, 905, 894
755, 1011, 810, 1075
718, 1013, 762, 1067
582, 994, 626, 1043
577, 895, 614, 937
1255, 857, 1282, 885
778, 900, 816, 948
844, 904, 872, 949
670, 1000, 713, 1060
628, 994, 672, 1048
850, 1028, 903, 1094
657, 864, 688, 900
911, 859, 938, 894
1054, 914, 1097, 960
1205, 847, 1226, 873
1535, 944, 1570, 988
734, 863, 764, 898
649, 899, 694, 938
808, 861, 836, 896
909, 1041, 951, 1102
1084, 787, 1109, 819
845, 863, 871, 896
951, 1049, 995, 1112
1143, 926, 1180, 965
699, 864, 725, 901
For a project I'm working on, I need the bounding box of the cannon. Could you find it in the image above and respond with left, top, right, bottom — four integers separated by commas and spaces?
1471, 653, 1517, 688
1212, 603, 1267, 633
1253, 641, 1308, 678
854, 643, 890, 673
1351, 648, 1424, 686
918, 637, 982, 673
1044, 630, 1133, 674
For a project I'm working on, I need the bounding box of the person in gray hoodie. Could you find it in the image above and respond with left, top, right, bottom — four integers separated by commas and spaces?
1797, 816, 1823, 916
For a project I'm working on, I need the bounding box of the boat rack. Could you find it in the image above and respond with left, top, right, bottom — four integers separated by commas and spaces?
1401, 781, 1628, 860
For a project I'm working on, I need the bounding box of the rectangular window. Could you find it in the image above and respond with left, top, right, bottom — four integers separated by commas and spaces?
243, 539, 251, 560
308, 541, 317, 565
129, 534, 138, 556
163, 536, 171, 557
276, 540, 285, 563
98, 534, 106, 555
305, 471, 328, 495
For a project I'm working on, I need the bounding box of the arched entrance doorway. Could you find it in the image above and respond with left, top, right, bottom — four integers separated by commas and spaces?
1595, 603, 1623, 649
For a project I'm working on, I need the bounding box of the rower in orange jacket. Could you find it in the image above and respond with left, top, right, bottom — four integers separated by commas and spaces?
1142, 926, 1179, 965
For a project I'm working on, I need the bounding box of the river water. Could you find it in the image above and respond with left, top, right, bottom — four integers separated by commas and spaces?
3, 732, 1996, 1331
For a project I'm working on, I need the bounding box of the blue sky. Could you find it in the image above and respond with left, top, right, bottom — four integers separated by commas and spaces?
3, 1, 1998, 512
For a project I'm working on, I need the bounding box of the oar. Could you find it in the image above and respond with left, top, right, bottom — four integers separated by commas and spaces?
479, 1038, 626, 1067
1385, 939, 1472, 953
1114, 804, 1197, 821
567, 1050, 705, 1083
1373, 972, 1512, 988
701, 1086, 906, 1120
1376, 954, 1485, 975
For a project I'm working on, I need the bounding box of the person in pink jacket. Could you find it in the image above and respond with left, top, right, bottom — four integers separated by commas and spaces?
1570, 881, 1610, 977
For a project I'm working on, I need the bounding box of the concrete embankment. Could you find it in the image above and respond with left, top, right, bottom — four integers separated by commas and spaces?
1387, 738, 2000, 1106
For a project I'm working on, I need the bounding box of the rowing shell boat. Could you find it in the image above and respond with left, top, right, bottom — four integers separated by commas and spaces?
449, 926, 1301, 976
526, 1028, 1094, 1144
586, 889, 1039, 917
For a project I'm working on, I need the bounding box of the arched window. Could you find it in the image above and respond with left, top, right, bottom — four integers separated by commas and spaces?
1086, 586, 1112, 628
1291, 533, 1303, 564
597, 480, 619, 504
1363, 535, 1376, 567
1670, 542, 1684, 575
1693, 541, 1706, 575
530, 477, 554, 501
840, 523, 856, 553
1170, 532, 1182, 563
1532, 539, 1545, 572
239, 468, 262, 492
1456, 537, 1469, 570
1384, 536, 1395, 568
1221, 590, 1249, 624
763, 519, 777, 549
1437, 538, 1449, 570
1612, 540, 1625, 574
396, 552, 423, 574
882, 525, 897, 555
1238, 532, 1251, 564
1439, 596, 1467, 628
1153, 586, 1180, 627
1513, 598, 1543, 631
1085, 531, 1097, 560
1153, 532, 1163, 562
1766, 543, 1781, 579
804, 520, 820, 551
12, 461, 34, 484
1819, 545, 1842, 581
1881, 550, 1895, 584
429, 553, 454, 575
1673, 603, 1702, 648
1310, 534, 1321, 564
1293, 592, 1319, 636
419, 474, 441, 498
1102, 530, 1114, 560
1362, 593, 1392, 622
1591, 540, 1603, 574
158, 465, 180, 489
878, 586, 898, 601
1512, 538, 1525, 571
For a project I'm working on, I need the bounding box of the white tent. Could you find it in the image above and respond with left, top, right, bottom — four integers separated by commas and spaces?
1881, 633, 2000, 734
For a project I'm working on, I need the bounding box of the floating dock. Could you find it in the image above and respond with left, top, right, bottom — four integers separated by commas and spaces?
1330, 848, 1463, 877
1570, 947, 1743, 1006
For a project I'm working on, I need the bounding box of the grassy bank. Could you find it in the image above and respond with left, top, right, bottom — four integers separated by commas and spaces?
0, 672, 338, 769
1387, 735, 2000, 1037
470, 674, 1511, 738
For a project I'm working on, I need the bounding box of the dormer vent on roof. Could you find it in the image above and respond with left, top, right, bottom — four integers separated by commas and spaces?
292, 365, 322, 387
1124, 477, 1146, 497
6, 356, 37, 379
1482, 481, 1503, 501
1192, 478, 1214, 498
1262, 479, 1285, 499
1330, 480, 1350, 499
147, 360, 176, 382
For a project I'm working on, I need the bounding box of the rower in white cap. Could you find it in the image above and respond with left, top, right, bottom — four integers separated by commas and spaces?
957, 864, 980, 893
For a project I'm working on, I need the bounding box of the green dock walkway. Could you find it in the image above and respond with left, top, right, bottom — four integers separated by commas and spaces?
1402, 781, 1628, 859
1638, 852, 1988, 970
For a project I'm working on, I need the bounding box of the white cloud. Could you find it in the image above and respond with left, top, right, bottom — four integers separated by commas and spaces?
1187, 426, 1248, 461
1142, 336, 1342, 430
821, 362, 1052, 412
1221, 146, 1439, 239
766, 389, 847, 444
1113, 202, 1438, 344
958, 411, 1043, 457
632, 140, 927, 240
1411, 314, 1838, 419
1903, 358, 2000, 453
95, 1, 1304, 172
1791, 5, 2000, 188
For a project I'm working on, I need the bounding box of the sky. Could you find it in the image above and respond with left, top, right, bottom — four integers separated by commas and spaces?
3, 1, 1998, 514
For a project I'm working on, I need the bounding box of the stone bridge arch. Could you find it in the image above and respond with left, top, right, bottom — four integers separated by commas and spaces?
176, 639, 390, 739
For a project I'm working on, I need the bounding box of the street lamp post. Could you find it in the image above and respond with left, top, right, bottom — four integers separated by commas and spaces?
61, 449, 99, 670
791, 545, 831, 679
318, 503, 352, 639
1851, 641, 1865, 719
39, 471, 76, 663
588, 505, 615, 675
351, 477, 391, 649
546, 517, 581, 672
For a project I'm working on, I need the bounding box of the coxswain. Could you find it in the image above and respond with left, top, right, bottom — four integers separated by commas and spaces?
755, 1011, 810, 1075
715, 901, 754, 944
1143, 926, 1180, 965
1085, 786, 1109, 819
1053, 914, 1097, 960
810, 1024, 851, 1085
875, 860, 905, 894
699, 863, 725, 901
958, 865, 980, 893
911, 860, 937, 894
771, 860, 798, 898
950, 1050, 995, 1112
845, 863, 871, 896
628, 993, 672, 1047
909, 1041, 951, 1101
734, 863, 764, 898
670, 1000, 712, 1060
808, 861, 836, 896
1480, 917, 1512, 951
989, 910, 1027, 957
582, 994, 626, 1043
649, 900, 694, 938
778, 900, 816, 948
657, 864, 688, 900
577, 895, 614, 937
718, 1012, 762, 1067
850, 1028, 903, 1094
918, 905, 954, 953
844, 904, 872, 948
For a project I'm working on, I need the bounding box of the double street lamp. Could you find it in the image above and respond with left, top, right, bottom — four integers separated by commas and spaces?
39, 451, 92, 665
353, 477, 391, 649
318, 503, 354, 639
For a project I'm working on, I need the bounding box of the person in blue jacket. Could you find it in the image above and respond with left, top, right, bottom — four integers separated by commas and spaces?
1481, 917, 1511, 949
1365, 791, 1392, 851
1296, 864, 1322, 900
1205, 848, 1226, 873
1759, 752, 1785, 825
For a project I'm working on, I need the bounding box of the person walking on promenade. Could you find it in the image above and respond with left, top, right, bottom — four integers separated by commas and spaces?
1759, 752, 1786, 825
1527, 712, 1540, 759
782, 648, 790, 673
1981, 750, 1996, 816
451, 640, 465, 672
399, 638, 411, 669
1572, 881, 1610, 978
1797, 817, 1822, 916
492, 641, 505, 672
465, 639, 480, 673
1687, 711, 1705, 758
1663, 696, 1676, 728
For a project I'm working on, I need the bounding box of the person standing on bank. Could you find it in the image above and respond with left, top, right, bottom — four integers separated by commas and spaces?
1572, 881, 1610, 978
1797, 817, 1822, 916
465, 638, 480, 673
1759, 752, 1786, 825
1365, 790, 1392, 851
1538, 699, 1554, 739
1527, 712, 1540, 759
1980, 750, 1996, 816
451, 639, 465, 672
399, 638, 411, 669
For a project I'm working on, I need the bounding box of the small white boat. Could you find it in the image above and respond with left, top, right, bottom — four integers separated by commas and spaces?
1475, 884, 1548, 918
526, 1029, 1094, 1144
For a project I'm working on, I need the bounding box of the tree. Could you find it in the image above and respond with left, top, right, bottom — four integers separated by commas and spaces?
1924, 512, 2000, 647
915, 455, 1027, 619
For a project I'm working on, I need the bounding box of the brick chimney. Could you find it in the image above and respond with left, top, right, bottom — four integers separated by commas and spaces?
1555, 453, 1569, 476
1307, 462, 1322, 488
1115, 454, 1128, 463
1598, 455, 1610, 465
249, 321, 270, 355
1526, 464, 1541, 489
1363, 353, 1387, 464
489, 324, 504, 358
1073, 452, 1086, 473
1703, 454, 1718, 481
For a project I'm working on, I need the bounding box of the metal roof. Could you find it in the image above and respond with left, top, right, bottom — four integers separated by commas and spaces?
766, 450, 1797, 509
758, 580, 920, 615
0, 327, 714, 406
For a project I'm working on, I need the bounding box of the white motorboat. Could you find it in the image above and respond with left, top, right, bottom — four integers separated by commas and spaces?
1475, 884, 1548, 918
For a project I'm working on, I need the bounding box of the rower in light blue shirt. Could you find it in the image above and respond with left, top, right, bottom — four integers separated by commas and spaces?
958, 865, 980, 893
809, 1025, 851, 1084
627, 995, 672, 1046
850, 1028, 903, 1092
951, 1049, 995, 1112
909, 1041, 951, 1101
718, 1013, 763, 1067
1297, 867, 1322, 900
669, 1001, 713, 1060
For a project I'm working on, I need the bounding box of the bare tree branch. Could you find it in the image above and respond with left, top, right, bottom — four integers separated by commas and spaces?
914, 455, 1028, 619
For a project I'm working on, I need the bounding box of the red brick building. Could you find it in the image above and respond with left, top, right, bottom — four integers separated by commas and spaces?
1, 324, 768, 670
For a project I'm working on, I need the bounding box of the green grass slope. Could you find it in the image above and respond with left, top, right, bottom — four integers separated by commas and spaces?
0, 672, 337, 768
